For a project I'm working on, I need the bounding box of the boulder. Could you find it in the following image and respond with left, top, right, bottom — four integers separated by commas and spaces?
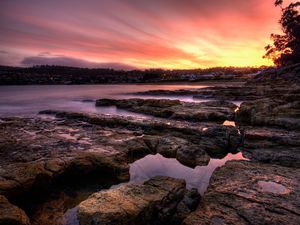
78, 176, 200, 225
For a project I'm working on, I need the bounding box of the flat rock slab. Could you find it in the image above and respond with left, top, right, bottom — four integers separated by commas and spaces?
241, 126, 300, 167
78, 176, 200, 225
237, 97, 300, 130
183, 160, 300, 225
39, 111, 243, 166
0, 117, 130, 198
96, 98, 237, 122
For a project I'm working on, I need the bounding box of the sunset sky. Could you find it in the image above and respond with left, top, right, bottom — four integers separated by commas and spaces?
0, 0, 290, 69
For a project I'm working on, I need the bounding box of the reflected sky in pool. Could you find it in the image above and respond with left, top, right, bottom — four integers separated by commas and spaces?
130, 152, 247, 195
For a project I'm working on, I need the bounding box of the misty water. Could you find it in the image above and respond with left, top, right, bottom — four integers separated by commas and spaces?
0, 83, 241, 117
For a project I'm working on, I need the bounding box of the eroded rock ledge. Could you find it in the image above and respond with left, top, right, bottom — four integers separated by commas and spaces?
78, 176, 200, 225
236, 97, 300, 130
96, 98, 237, 122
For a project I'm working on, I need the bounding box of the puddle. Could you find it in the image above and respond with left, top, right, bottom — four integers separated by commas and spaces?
222, 120, 236, 127
258, 181, 290, 194
37, 114, 57, 121
129, 152, 247, 195
63, 206, 79, 225
58, 133, 78, 141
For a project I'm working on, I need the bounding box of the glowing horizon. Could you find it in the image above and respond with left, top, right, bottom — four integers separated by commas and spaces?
0, 0, 289, 69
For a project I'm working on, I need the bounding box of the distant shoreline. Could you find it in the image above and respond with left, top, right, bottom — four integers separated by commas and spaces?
0, 65, 263, 85
0, 80, 245, 86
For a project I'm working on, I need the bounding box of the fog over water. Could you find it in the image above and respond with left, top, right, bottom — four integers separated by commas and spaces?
0, 84, 216, 117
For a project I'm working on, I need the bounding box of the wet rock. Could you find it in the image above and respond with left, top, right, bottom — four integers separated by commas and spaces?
39, 111, 243, 166
123, 123, 242, 168
133, 85, 260, 101
96, 98, 237, 122
134, 89, 205, 97
97, 98, 181, 108
240, 126, 300, 167
78, 176, 199, 225
236, 98, 300, 130
125, 135, 210, 168
0, 113, 242, 224
183, 160, 300, 225
0, 195, 30, 225
0, 117, 130, 199
169, 188, 201, 225
193, 86, 260, 101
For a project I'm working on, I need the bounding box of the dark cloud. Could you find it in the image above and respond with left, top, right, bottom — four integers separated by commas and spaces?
21, 56, 136, 70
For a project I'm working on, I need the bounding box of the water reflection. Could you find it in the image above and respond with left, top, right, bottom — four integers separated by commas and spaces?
63, 207, 79, 225
222, 120, 236, 127
130, 153, 247, 195
257, 181, 289, 195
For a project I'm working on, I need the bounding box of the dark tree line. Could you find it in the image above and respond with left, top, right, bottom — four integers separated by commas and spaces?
0, 65, 263, 85
264, 0, 300, 66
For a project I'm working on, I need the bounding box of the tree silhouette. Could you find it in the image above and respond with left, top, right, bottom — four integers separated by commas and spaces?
264, 0, 300, 66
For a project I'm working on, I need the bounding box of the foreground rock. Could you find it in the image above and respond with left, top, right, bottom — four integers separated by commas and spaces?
183, 160, 300, 225
0, 112, 242, 224
78, 176, 200, 225
0, 116, 133, 225
0, 113, 242, 199
0, 195, 30, 225
96, 98, 237, 122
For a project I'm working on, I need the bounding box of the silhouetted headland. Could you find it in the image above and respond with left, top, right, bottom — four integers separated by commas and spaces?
0, 65, 265, 85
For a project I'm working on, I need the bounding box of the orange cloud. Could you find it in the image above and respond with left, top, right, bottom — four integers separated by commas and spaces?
0, 0, 287, 69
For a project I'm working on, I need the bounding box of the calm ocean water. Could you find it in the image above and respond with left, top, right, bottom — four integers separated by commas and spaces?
0, 84, 217, 117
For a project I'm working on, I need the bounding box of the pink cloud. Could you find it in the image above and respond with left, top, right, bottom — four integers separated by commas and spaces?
0, 0, 286, 68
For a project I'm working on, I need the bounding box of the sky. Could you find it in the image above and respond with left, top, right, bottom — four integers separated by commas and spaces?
0, 0, 290, 69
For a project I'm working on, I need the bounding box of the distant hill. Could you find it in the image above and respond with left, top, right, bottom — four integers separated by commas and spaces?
0, 65, 266, 85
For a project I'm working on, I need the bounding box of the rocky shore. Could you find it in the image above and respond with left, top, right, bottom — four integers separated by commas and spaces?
0, 64, 299, 225
96, 99, 237, 122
